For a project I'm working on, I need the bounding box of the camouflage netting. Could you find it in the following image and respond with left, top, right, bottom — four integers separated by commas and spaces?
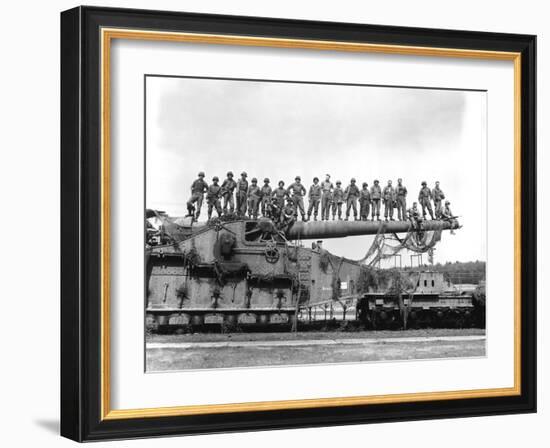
358, 224, 443, 267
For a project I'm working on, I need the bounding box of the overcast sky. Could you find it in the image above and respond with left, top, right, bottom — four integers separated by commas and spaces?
146, 76, 486, 265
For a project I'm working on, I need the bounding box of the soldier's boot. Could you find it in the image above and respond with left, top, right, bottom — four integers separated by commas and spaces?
301, 214, 306, 221
377, 215, 381, 221
314, 214, 318, 221
307, 213, 311, 221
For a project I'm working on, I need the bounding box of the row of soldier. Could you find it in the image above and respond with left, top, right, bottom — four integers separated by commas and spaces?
186, 171, 454, 223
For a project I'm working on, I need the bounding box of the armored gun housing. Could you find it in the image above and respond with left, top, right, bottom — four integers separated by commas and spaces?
145, 213, 462, 332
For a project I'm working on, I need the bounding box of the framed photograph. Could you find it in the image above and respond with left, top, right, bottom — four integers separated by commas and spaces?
61, 6, 536, 441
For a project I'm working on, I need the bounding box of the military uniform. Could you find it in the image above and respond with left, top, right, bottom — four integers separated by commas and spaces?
320, 179, 334, 220
272, 186, 288, 208
432, 184, 445, 218
332, 185, 345, 220
247, 182, 261, 219
344, 182, 360, 220
307, 183, 322, 220
370, 183, 382, 220
220, 177, 237, 214
359, 187, 371, 220
260, 183, 273, 217
206, 183, 223, 219
395, 183, 408, 221
287, 181, 307, 220
187, 177, 208, 219
382, 184, 396, 220
441, 202, 457, 231
418, 185, 434, 219
236, 177, 249, 217
407, 204, 422, 229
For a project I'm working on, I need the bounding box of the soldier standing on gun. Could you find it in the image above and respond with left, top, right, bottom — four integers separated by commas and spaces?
272, 181, 287, 209
370, 179, 382, 221
359, 182, 371, 221
418, 181, 435, 220
432, 181, 445, 218
236, 172, 248, 217
247, 178, 261, 219
395, 178, 408, 221
221, 171, 237, 215
382, 179, 396, 221
260, 178, 273, 218
307, 177, 322, 221
206, 176, 223, 221
344, 178, 360, 221
332, 180, 345, 220
320, 174, 334, 221
186, 171, 208, 220
287, 176, 307, 221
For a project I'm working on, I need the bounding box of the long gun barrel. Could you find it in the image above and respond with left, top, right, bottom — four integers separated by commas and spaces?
286, 219, 460, 240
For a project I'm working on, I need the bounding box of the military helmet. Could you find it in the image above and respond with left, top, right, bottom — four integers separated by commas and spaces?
362, 182, 368, 187
278, 180, 285, 186
264, 178, 270, 183
351, 178, 356, 182
198, 171, 205, 177
313, 177, 319, 182
336, 180, 341, 185
295, 176, 301, 181
212, 176, 219, 181
227, 171, 233, 177
374, 179, 379, 183
445, 200, 450, 205
421, 181, 427, 186
241, 171, 247, 177
251, 177, 257, 182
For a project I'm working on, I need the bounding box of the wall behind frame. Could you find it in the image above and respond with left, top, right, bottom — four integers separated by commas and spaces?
0, 0, 545, 447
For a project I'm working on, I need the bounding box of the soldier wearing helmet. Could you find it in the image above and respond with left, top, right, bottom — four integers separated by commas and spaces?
260, 177, 273, 218
395, 178, 408, 221
272, 180, 288, 210
307, 177, 322, 221
247, 177, 261, 219
359, 182, 371, 221
331, 180, 345, 220
369, 180, 382, 221
320, 174, 334, 221
382, 179, 396, 221
221, 171, 237, 215
418, 181, 434, 220
206, 176, 223, 220
344, 178, 360, 221
432, 181, 445, 218
441, 200, 456, 234
236, 171, 249, 217
186, 171, 208, 220
286, 176, 307, 221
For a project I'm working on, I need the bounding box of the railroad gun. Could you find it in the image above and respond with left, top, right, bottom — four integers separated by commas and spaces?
146, 211, 463, 331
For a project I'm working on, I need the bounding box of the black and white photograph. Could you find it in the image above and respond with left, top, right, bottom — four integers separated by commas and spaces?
144, 75, 487, 372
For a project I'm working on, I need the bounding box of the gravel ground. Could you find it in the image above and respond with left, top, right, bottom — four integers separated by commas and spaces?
146, 329, 486, 371
147, 328, 485, 344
